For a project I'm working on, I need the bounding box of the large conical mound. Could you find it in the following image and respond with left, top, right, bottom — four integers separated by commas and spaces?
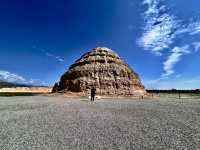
53, 47, 146, 96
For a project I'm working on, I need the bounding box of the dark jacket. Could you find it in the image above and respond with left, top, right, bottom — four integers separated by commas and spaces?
91, 88, 96, 96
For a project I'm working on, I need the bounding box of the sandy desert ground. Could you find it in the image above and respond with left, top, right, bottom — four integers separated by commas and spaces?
0, 87, 52, 93
0, 96, 200, 150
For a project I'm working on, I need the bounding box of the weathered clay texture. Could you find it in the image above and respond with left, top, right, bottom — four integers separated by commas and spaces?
53, 47, 146, 95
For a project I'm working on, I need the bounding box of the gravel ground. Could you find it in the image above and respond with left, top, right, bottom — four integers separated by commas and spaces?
0, 96, 200, 150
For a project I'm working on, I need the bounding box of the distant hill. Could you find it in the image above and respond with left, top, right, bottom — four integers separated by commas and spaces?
0, 81, 32, 89
0, 81, 17, 88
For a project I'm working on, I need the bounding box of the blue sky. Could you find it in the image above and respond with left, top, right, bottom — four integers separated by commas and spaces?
0, 0, 200, 89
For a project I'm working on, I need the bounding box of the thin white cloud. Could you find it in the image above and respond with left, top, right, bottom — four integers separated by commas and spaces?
42, 49, 64, 63
55, 56, 64, 62
162, 46, 190, 77
138, 0, 178, 55
138, 0, 200, 56
0, 70, 26, 83
33, 45, 64, 63
0, 70, 43, 85
192, 42, 200, 52
138, 0, 200, 81
45, 52, 64, 62
189, 22, 200, 35
175, 74, 181, 78
175, 21, 200, 36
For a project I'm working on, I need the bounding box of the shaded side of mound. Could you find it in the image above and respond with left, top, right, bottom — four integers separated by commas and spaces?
53, 47, 146, 96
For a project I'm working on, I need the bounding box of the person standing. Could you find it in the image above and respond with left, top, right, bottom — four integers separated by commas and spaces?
91, 88, 96, 101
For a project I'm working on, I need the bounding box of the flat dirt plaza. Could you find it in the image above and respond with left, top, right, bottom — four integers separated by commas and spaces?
0, 95, 200, 149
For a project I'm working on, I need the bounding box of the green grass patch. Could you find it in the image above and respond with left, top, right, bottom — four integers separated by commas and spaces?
0, 92, 41, 97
